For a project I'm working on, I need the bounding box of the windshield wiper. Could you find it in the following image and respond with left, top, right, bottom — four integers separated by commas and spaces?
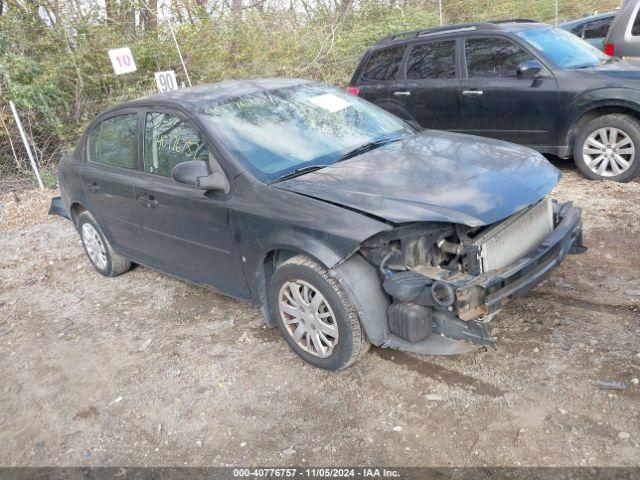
337, 137, 402, 163
269, 165, 326, 184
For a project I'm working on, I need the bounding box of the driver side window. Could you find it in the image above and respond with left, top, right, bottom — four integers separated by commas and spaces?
144, 112, 208, 177
465, 37, 534, 79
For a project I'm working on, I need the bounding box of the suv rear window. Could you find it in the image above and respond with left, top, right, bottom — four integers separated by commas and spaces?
361, 46, 405, 81
406, 40, 456, 79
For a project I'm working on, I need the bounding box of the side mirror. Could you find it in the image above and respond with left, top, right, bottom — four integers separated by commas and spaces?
516, 60, 543, 79
172, 160, 229, 193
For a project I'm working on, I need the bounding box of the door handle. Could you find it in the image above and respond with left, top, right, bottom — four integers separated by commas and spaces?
85, 182, 101, 192
137, 194, 159, 208
462, 89, 484, 96
393, 91, 411, 97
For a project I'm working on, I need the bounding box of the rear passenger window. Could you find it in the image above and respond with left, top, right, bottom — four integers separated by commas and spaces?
144, 112, 208, 177
583, 18, 612, 39
361, 46, 405, 81
465, 37, 534, 78
568, 24, 584, 36
406, 40, 456, 79
88, 114, 138, 169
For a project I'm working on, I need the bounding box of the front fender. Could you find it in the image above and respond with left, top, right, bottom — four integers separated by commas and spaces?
562, 87, 640, 145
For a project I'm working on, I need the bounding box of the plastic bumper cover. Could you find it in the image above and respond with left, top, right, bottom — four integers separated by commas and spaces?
48, 196, 70, 220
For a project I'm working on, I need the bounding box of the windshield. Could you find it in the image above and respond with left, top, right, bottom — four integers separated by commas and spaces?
198, 83, 413, 182
516, 27, 610, 69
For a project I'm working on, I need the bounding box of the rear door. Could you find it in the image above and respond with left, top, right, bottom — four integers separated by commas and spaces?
389, 38, 461, 130
354, 45, 407, 112
80, 111, 143, 258
135, 109, 249, 298
459, 35, 558, 147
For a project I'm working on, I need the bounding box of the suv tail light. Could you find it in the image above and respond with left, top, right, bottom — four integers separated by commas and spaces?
604, 43, 615, 56
346, 86, 360, 96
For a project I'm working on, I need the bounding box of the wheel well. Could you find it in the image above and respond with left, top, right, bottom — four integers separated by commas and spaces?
69, 203, 87, 227
258, 249, 301, 327
569, 106, 640, 151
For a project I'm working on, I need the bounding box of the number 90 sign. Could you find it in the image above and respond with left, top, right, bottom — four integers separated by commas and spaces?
108, 47, 137, 75
155, 70, 179, 93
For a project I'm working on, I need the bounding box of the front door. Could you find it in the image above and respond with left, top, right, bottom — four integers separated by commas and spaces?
80, 111, 143, 258
459, 36, 558, 147
135, 110, 249, 299
390, 38, 461, 130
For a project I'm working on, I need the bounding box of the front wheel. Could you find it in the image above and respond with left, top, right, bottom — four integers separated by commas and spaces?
573, 114, 640, 182
269, 255, 370, 370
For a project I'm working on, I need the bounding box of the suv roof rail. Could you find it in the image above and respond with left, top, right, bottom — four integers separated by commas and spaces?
374, 19, 541, 46
490, 18, 538, 24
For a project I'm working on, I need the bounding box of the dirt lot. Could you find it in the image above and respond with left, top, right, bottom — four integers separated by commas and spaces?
1, 160, 639, 467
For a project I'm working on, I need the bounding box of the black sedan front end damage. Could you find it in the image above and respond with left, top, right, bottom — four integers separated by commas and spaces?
358, 199, 585, 352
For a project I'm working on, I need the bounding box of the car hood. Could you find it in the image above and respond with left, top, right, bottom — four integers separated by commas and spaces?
574, 58, 640, 80
274, 130, 560, 227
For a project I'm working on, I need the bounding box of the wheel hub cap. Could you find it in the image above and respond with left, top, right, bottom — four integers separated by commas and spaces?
583, 127, 635, 177
81, 223, 107, 270
278, 280, 339, 358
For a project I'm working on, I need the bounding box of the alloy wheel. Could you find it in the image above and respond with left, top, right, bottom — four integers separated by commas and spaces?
278, 279, 339, 358
582, 127, 635, 177
81, 223, 107, 270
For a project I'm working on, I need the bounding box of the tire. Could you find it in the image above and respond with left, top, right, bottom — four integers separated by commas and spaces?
77, 211, 131, 277
573, 113, 640, 182
269, 255, 370, 370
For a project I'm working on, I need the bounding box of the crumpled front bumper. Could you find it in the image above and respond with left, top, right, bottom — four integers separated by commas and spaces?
455, 201, 585, 321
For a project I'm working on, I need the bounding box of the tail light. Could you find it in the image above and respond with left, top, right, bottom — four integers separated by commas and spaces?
346, 86, 360, 96
604, 43, 615, 56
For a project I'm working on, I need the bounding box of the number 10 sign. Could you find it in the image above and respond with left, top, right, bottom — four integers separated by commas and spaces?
108, 47, 137, 75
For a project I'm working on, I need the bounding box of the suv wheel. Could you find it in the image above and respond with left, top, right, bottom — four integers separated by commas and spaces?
269, 255, 370, 370
77, 211, 132, 277
574, 114, 640, 182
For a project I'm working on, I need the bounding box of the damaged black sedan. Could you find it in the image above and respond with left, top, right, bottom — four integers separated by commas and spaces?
50, 79, 585, 370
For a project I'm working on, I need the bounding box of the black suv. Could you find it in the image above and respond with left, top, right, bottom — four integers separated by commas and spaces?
348, 20, 640, 182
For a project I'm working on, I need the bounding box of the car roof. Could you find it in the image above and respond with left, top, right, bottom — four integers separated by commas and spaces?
560, 11, 617, 27
114, 78, 313, 112
373, 20, 549, 48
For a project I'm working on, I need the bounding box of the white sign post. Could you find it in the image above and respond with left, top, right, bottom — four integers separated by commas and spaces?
9, 101, 44, 190
108, 47, 137, 75
154, 70, 178, 93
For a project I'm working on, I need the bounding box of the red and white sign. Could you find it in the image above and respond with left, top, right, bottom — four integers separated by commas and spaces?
108, 47, 137, 75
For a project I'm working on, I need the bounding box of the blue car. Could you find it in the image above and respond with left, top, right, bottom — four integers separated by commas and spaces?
561, 11, 617, 50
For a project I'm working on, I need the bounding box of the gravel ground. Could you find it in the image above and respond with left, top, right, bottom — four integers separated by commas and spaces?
1, 160, 639, 467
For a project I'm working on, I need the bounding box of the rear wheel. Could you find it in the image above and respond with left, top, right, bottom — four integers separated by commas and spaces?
573, 114, 640, 182
269, 255, 369, 370
77, 211, 131, 277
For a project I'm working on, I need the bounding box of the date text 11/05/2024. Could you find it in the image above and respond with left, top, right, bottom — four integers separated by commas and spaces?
233, 468, 400, 477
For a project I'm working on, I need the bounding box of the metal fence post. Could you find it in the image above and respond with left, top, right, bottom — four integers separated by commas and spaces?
9, 101, 44, 190
439, 0, 444, 26
166, 16, 192, 87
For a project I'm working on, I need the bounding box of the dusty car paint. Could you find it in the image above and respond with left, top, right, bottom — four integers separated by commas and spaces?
51, 79, 585, 357
275, 130, 560, 226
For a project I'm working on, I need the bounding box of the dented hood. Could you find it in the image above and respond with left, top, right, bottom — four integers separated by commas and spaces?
274, 130, 560, 227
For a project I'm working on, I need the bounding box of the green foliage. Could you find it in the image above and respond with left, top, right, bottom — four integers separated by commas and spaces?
0, 0, 621, 174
